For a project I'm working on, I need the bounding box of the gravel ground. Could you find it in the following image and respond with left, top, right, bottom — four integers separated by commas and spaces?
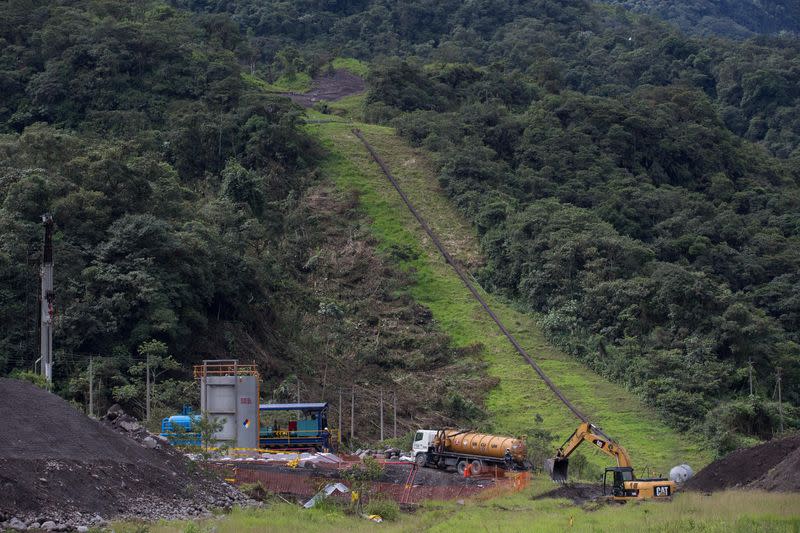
0, 378, 253, 531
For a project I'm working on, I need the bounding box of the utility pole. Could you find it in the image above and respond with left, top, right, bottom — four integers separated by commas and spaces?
748, 359, 754, 397
321, 360, 328, 400
777, 367, 784, 433
145, 351, 151, 423
379, 388, 384, 442
297, 377, 300, 403
39, 214, 54, 384
88, 356, 94, 418
393, 390, 397, 439
338, 388, 342, 446
350, 386, 355, 442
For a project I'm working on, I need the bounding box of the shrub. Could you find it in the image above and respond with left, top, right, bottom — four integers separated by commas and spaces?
10, 370, 48, 389
239, 481, 270, 501
364, 495, 400, 521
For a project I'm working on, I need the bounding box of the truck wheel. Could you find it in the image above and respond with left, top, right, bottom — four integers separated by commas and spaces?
457, 460, 467, 476
471, 460, 483, 475
415, 453, 427, 467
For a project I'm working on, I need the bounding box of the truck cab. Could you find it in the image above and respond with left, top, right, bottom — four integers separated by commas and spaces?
412, 429, 437, 464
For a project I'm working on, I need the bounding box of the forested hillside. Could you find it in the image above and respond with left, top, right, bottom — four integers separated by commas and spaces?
181, 0, 800, 159
602, 0, 800, 39
2, 0, 798, 450
0, 0, 487, 431
174, 0, 800, 448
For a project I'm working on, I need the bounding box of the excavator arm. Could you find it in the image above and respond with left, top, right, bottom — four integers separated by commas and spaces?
546, 422, 632, 481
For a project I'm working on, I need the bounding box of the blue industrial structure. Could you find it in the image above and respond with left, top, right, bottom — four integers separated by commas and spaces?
259, 402, 332, 450
160, 405, 202, 446
160, 402, 334, 451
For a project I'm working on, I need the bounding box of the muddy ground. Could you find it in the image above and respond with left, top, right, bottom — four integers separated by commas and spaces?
0, 378, 248, 530
284, 69, 365, 107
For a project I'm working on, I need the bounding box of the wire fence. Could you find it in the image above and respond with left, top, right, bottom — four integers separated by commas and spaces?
213, 461, 530, 504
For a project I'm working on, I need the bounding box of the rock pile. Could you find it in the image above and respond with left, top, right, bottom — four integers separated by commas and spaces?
0, 378, 252, 531
102, 403, 165, 449
354, 447, 406, 460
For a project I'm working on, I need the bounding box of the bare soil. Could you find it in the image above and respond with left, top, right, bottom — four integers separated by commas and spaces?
381, 464, 498, 487
0, 378, 246, 525
685, 434, 800, 492
284, 69, 365, 107
216, 461, 494, 488
750, 445, 800, 491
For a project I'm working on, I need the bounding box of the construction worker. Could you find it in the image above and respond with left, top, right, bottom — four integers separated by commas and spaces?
463, 462, 473, 478
504, 448, 514, 469
321, 427, 331, 451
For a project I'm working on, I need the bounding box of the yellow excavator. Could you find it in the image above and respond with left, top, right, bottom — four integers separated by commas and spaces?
546, 422, 676, 501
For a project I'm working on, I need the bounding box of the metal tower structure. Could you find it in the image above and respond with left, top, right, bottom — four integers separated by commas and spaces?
40, 214, 54, 383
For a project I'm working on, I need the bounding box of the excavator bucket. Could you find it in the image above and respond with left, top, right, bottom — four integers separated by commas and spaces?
546, 457, 569, 482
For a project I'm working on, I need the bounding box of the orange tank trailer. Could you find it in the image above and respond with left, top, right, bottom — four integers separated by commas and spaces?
437, 430, 528, 463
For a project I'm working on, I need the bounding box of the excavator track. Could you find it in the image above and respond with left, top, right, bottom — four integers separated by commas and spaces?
352, 129, 613, 442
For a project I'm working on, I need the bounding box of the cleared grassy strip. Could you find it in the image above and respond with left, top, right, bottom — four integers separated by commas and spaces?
305, 113, 709, 471
120, 486, 800, 533
325, 93, 365, 121
331, 57, 370, 77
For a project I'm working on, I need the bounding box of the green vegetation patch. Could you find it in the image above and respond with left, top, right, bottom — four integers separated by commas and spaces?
306, 114, 710, 473
242, 71, 312, 93
326, 94, 366, 121
331, 57, 370, 77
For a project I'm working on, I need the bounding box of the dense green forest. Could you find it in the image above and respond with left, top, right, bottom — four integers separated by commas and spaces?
0, 0, 487, 432
1, 0, 799, 449
172, 0, 800, 445
602, 0, 800, 39
178, 0, 800, 159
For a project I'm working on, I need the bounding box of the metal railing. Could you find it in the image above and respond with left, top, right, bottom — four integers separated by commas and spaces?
259, 428, 339, 448
193, 360, 259, 378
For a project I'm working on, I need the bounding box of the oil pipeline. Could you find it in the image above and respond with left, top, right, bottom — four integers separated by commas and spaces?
351, 128, 613, 442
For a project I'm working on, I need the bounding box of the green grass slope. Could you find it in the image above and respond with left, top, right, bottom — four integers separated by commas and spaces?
304, 108, 710, 473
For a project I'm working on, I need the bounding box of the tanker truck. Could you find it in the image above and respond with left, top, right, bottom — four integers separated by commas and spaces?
412, 428, 530, 474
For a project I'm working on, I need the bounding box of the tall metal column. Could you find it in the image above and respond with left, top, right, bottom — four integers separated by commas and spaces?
40, 214, 54, 384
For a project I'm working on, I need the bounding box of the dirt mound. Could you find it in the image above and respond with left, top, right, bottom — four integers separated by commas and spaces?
685, 434, 800, 492
285, 69, 365, 107
0, 378, 248, 529
748, 445, 800, 492
532, 483, 604, 505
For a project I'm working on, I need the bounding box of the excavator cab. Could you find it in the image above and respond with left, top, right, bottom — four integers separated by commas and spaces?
603, 466, 635, 498
603, 466, 676, 501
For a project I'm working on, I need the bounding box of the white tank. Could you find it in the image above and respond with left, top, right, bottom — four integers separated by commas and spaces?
669, 464, 694, 483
